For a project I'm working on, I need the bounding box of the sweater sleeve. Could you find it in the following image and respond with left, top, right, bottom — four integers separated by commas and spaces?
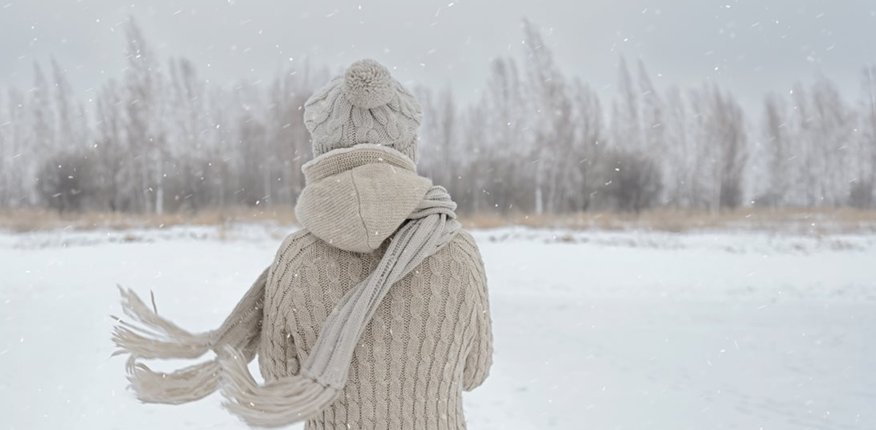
257, 230, 319, 379
460, 232, 493, 392
210, 267, 267, 363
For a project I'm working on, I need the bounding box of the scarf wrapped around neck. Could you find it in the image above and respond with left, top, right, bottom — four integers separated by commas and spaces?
112, 144, 461, 427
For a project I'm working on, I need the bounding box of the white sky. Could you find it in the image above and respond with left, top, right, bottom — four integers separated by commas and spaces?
1, 0, 875, 111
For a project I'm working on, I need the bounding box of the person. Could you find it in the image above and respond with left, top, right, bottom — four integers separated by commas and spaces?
112, 58, 494, 430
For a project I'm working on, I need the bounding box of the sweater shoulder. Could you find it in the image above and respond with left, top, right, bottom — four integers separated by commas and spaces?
441, 229, 487, 279
272, 229, 323, 271
450, 229, 480, 253
447, 229, 483, 260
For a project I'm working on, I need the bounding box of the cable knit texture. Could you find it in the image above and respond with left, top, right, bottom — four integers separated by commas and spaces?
260, 227, 492, 430
304, 59, 423, 163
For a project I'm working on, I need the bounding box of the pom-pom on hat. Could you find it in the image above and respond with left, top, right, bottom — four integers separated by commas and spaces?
304, 59, 423, 163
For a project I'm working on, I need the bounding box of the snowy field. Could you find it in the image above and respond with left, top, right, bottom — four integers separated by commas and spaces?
1, 224, 875, 430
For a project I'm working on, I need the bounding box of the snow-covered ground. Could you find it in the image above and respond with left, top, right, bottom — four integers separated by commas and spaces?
1, 224, 874, 430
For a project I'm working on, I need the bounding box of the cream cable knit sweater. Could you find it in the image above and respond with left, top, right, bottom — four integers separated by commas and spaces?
113, 144, 493, 430
261, 145, 493, 429
261, 227, 492, 430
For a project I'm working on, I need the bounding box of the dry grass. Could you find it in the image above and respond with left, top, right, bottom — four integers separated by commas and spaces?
0, 207, 297, 233
462, 207, 876, 234
2, 206, 876, 234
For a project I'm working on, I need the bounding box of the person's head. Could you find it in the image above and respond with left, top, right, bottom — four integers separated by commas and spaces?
303, 59, 423, 163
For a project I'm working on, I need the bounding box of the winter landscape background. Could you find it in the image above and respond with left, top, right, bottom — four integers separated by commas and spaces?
1, 1, 875, 429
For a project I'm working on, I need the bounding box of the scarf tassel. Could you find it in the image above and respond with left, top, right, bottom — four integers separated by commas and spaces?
218, 345, 340, 428
112, 285, 214, 359
112, 286, 220, 403
125, 356, 220, 404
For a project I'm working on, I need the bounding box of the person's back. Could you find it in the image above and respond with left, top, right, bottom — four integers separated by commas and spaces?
261, 229, 490, 429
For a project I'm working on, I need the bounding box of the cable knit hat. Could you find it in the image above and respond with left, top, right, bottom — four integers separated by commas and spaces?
304, 59, 423, 163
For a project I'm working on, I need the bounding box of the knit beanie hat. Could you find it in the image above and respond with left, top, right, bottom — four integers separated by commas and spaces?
304, 59, 423, 163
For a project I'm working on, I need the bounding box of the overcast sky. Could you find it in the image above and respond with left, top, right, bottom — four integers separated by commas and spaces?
1, 0, 874, 111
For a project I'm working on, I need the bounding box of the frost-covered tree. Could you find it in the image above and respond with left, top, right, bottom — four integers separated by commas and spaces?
662, 86, 695, 207
0, 92, 9, 206
851, 66, 876, 208
568, 77, 605, 211
521, 19, 576, 215
93, 80, 130, 211
51, 58, 83, 150
612, 57, 640, 152
810, 77, 854, 207
417, 86, 459, 193
2, 90, 30, 207
758, 93, 793, 207
122, 19, 167, 214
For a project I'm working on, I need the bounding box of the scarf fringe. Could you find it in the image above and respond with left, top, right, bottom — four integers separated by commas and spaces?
112, 286, 213, 359
218, 345, 339, 428
112, 286, 220, 403
125, 355, 220, 404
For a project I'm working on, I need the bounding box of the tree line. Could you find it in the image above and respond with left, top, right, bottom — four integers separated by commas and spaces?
1, 19, 874, 216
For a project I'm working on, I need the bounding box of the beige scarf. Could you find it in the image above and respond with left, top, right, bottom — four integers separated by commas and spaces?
112, 145, 460, 427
